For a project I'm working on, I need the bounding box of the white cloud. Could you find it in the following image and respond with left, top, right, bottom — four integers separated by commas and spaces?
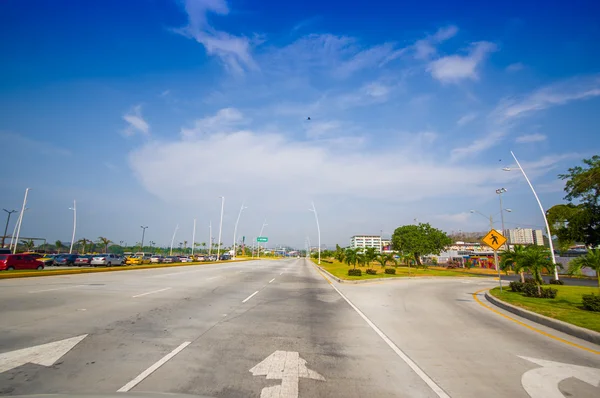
362, 82, 390, 98
450, 131, 505, 161
428, 41, 497, 83
431, 212, 472, 224
457, 113, 477, 126
175, 0, 257, 74
181, 107, 246, 139
129, 109, 513, 212
123, 105, 150, 136
506, 62, 524, 72
494, 74, 600, 121
413, 25, 458, 60
515, 133, 546, 143
305, 120, 342, 139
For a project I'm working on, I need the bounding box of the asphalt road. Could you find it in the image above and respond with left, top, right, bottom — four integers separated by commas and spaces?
0, 258, 598, 397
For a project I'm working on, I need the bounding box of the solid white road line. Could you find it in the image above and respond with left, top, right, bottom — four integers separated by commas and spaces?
29, 284, 86, 294
280, 272, 284, 275
132, 287, 172, 298
328, 282, 450, 398
207, 276, 219, 280
117, 341, 191, 392
242, 291, 259, 303
269, 278, 275, 283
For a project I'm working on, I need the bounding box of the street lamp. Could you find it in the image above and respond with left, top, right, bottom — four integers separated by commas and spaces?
13, 188, 30, 254
495, 188, 509, 251
149, 241, 155, 253
192, 219, 196, 256
232, 203, 247, 259
170, 224, 179, 256
257, 220, 267, 259
10, 207, 29, 250
504, 151, 559, 280
309, 202, 321, 265
69, 200, 77, 254
2, 209, 17, 248
217, 196, 225, 261
140, 226, 148, 251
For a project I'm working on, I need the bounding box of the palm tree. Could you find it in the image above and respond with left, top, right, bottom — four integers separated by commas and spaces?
500, 245, 527, 282
201, 242, 207, 253
385, 253, 397, 267
77, 238, 91, 253
184, 240, 188, 252
356, 251, 367, 267
98, 237, 112, 253
333, 244, 345, 263
518, 246, 556, 294
364, 247, 377, 267
344, 248, 358, 269
375, 254, 387, 268
399, 252, 413, 275
569, 249, 600, 290
55, 240, 63, 254
21, 239, 34, 252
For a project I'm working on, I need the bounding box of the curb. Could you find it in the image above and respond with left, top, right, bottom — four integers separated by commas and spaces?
485, 291, 600, 346
0, 259, 251, 280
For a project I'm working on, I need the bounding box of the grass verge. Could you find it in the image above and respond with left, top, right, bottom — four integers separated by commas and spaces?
0, 259, 250, 280
489, 286, 600, 333
312, 258, 496, 280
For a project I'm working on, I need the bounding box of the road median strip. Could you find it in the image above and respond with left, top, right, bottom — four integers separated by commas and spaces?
0, 259, 251, 280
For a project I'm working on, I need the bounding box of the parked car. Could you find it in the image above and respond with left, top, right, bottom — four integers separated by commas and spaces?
0, 254, 45, 270
75, 255, 93, 266
163, 256, 179, 263
195, 255, 206, 261
54, 254, 78, 266
219, 254, 231, 261
25, 253, 54, 267
150, 255, 164, 263
91, 253, 124, 266
178, 256, 193, 262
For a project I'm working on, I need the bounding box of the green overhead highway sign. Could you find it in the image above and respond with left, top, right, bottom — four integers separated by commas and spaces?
257, 237, 268, 243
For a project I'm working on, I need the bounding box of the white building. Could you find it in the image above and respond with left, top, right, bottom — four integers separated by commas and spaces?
350, 235, 382, 252
504, 228, 545, 246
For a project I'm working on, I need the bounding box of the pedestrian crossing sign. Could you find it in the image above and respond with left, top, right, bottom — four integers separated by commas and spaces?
482, 229, 507, 251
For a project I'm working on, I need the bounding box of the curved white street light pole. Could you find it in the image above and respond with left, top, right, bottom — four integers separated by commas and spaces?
232, 203, 247, 259
192, 219, 196, 256
69, 200, 77, 254
505, 151, 559, 279
209, 221, 212, 257
257, 220, 267, 259
217, 196, 224, 261
309, 202, 321, 265
13, 188, 30, 254
10, 208, 28, 250
495, 188, 508, 251
170, 224, 179, 256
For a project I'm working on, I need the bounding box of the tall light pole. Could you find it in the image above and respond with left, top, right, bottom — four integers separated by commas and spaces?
10, 208, 28, 250
495, 188, 508, 251
309, 202, 321, 265
69, 200, 77, 254
150, 241, 155, 254
2, 209, 17, 248
13, 188, 30, 254
217, 196, 224, 261
257, 220, 267, 259
140, 226, 148, 251
170, 224, 179, 256
232, 203, 247, 259
191, 219, 197, 256
209, 221, 212, 256
504, 150, 559, 280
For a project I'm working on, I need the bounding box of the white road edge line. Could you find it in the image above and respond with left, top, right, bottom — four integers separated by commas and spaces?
242, 291, 259, 303
269, 278, 275, 283
29, 284, 86, 293
328, 282, 450, 398
117, 341, 191, 392
132, 287, 172, 298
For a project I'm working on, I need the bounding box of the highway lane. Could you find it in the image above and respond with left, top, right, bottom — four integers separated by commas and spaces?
1, 258, 598, 397
0, 259, 437, 397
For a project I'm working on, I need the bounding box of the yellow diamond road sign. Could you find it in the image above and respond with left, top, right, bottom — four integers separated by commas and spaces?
482, 229, 507, 251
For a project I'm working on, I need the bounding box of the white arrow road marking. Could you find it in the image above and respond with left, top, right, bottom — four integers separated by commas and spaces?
250, 350, 324, 398
0, 334, 87, 373
519, 356, 600, 398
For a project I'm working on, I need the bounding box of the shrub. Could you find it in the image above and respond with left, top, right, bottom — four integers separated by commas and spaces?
548, 279, 564, 285
509, 281, 524, 292
365, 268, 377, 275
348, 269, 362, 276
524, 277, 540, 285
582, 293, 600, 312
522, 283, 558, 298
384, 268, 396, 274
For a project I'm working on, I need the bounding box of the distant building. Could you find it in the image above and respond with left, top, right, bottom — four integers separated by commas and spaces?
504, 228, 545, 246
350, 235, 382, 252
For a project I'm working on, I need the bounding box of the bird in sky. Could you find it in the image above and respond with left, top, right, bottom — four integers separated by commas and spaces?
307, 117, 311, 121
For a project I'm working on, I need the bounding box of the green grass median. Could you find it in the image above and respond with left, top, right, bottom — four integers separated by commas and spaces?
312, 258, 495, 280
489, 286, 600, 333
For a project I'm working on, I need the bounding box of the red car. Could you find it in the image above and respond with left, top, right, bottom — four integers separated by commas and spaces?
0, 254, 45, 271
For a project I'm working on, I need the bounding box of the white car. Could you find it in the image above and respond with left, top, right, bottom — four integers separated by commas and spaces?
179, 256, 193, 262
91, 254, 124, 266
150, 255, 164, 263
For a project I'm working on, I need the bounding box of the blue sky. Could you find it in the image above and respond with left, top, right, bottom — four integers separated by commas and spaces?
1, 0, 599, 248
